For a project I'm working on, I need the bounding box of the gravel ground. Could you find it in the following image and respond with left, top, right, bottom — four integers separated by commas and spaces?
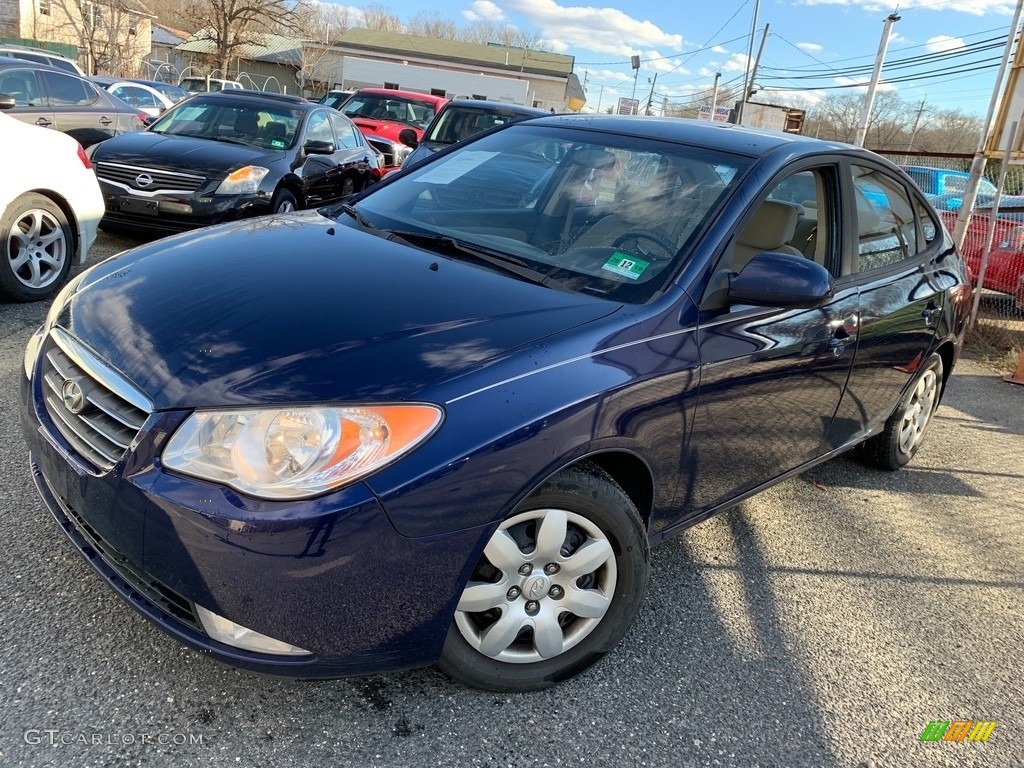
0, 232, 1021, 768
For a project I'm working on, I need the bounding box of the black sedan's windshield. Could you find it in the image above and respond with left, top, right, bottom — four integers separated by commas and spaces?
150, 100, 304, 150
336, 124, 751, 303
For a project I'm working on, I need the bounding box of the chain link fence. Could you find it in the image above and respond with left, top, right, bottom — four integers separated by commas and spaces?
875, 151, 1024, 377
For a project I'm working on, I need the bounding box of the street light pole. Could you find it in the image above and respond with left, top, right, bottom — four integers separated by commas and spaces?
854, 12, 900, 147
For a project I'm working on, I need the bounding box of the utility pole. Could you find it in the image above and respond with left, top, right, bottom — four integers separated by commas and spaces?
854, 12, 901, 147
906, 98, 927, 152
596, 85, 604, 114
629, 54, 640, 112
737, 0, 761, 125
710, 71, 721, 119
747, 23, 770, 101
645, 73, 658, 115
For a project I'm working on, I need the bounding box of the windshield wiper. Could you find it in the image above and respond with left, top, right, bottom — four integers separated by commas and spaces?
207, 136, 249, 145
387, 230, 565, 289
340, 203, 380, 232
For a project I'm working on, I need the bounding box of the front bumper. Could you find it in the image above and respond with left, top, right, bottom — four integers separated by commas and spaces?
98, 183, 273, 234
20, 341, 488, 678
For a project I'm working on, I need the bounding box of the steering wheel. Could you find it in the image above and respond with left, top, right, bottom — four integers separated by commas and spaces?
611, 229, 677, 260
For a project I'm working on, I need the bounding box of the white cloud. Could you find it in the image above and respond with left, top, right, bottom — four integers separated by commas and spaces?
926, 34, 966, 53
796, 42, 823, 54
795, 0, 1015, 17
712, 45, 729, 55
721, 53, 751, 73
462, 0, 506, 22
501, 0, 683, 57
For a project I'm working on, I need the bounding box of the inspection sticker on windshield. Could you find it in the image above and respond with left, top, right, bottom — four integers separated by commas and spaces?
602, 253, 649, 280
414, 151, 498, 183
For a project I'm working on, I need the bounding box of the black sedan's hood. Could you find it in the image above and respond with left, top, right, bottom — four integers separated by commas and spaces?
61, 213, 619, 410
91, 131, 280, 177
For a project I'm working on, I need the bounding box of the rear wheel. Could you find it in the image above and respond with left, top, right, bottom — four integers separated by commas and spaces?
437, 464, 649, 691
861, 352, 943, 471
0, 193, 73, 302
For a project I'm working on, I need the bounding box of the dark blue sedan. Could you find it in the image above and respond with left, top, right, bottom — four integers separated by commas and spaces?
20, 116, 970, 690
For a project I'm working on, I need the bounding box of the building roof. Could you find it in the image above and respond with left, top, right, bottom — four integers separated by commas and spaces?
152, 23, 189, 47
333, 28, 573, 78
177, 31, 305, 66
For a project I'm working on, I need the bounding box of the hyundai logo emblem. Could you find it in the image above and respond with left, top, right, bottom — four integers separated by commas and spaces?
61, 378, 86, 414
135, 173, 153, 187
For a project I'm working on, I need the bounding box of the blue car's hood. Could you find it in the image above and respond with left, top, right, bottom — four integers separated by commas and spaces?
61, 213, 619, 410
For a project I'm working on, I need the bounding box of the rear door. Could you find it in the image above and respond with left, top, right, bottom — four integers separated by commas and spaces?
823, 161, 948, 450
39, 69, 118, 146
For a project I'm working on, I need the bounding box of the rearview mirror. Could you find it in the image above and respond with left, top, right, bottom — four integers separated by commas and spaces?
728, 251, 834, 307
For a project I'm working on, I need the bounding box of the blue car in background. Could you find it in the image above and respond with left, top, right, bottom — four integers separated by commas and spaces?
21, 116, 970, 691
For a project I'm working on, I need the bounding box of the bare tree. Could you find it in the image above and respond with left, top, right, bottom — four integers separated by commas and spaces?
406, 11, 457, 40
185, 0, 306, 76
361, 3, 402, 33
45, 0, 148, 75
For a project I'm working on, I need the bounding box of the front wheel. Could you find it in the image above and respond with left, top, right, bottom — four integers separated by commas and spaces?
437, 464, 649, 691
271, 189, 298, 213
861, 352, 944, 471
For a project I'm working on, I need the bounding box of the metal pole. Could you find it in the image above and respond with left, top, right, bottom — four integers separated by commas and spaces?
645, 73, 658, 115
953, 0, 1024, 250
748, 23, 770, 100
854, 13, 900, 147
906, 98, 927, 152
710, 72, 721, 118
737, 0, 761, 125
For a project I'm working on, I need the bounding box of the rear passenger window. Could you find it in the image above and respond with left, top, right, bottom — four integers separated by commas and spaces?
849, 165, 918, 274
41, 71, 96, 106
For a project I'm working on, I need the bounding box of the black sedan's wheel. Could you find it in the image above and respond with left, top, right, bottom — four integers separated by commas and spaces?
271, 189, 298, 213
1, 193, 73, 302
437, 465, 649, 691
861, 352, 944, 471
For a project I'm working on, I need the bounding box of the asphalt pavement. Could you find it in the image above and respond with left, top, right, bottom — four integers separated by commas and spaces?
0, 232, 1021, 768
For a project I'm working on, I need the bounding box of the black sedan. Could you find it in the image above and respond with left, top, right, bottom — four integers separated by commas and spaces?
90, 90, 381, 235
0, 57, 145, 147
21, 116, 970, 691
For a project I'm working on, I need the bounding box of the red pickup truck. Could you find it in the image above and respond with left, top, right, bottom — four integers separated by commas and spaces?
334, 88, 448, 173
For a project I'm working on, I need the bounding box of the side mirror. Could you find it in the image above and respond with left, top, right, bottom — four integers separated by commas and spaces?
0, 92, 15, 111
142, 115, 158, 127
398, 128, 418, 148
728, 251, 834, 307
303, 139, 335, 155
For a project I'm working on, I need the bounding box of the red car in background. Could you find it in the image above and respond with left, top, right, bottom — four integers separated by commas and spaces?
940, 203, 1024, 312
334, 88, 447, 174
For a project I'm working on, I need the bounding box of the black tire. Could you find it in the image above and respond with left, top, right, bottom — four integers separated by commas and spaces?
0, 192, 73, 302
340, 176, 356, 198
437, 464, 649, 691
271, 189, 298, 213
860, 352, 944, 471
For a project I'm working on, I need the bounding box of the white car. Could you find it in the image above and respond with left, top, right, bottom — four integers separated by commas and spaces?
0, 111, 103, 301
94, 79, 177, 118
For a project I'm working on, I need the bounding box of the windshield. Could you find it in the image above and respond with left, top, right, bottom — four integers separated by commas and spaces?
341, 94, 438, 129
149, 99, 303, 150
335, 124, 751, 303
427, 106, 535, 144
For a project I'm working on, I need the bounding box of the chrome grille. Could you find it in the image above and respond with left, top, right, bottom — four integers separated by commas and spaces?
40, 331, 150, 472
95, 161, 206, 193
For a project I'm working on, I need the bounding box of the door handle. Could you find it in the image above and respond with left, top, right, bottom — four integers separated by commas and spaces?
921, 303, 941, 326
827, 332, 857, 356
35, 117, 51, 127
99, 116, 112, 126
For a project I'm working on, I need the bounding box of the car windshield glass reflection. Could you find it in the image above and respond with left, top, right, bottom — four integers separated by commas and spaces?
341, 95, 437, 129
337, 124, 751, 303
150, 102, 303, 150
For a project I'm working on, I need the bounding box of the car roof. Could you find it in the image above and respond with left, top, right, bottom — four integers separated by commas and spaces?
352, 87, 447, 104
183, 90, 317, 109
521, 113, 857, 158
441, 100, 547, 116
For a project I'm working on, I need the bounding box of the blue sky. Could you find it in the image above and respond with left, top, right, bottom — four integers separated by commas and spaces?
327, 0, 1021, 116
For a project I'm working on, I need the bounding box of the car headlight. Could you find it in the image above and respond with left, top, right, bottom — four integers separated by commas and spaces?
163, 404, 443, 499
215, 166, 270, 195
395, 144, 413, 166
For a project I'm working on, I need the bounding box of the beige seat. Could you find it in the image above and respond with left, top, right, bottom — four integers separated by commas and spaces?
727, 200, 803, 274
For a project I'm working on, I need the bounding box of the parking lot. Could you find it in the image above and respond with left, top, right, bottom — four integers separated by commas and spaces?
0, 231, 1021, 768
